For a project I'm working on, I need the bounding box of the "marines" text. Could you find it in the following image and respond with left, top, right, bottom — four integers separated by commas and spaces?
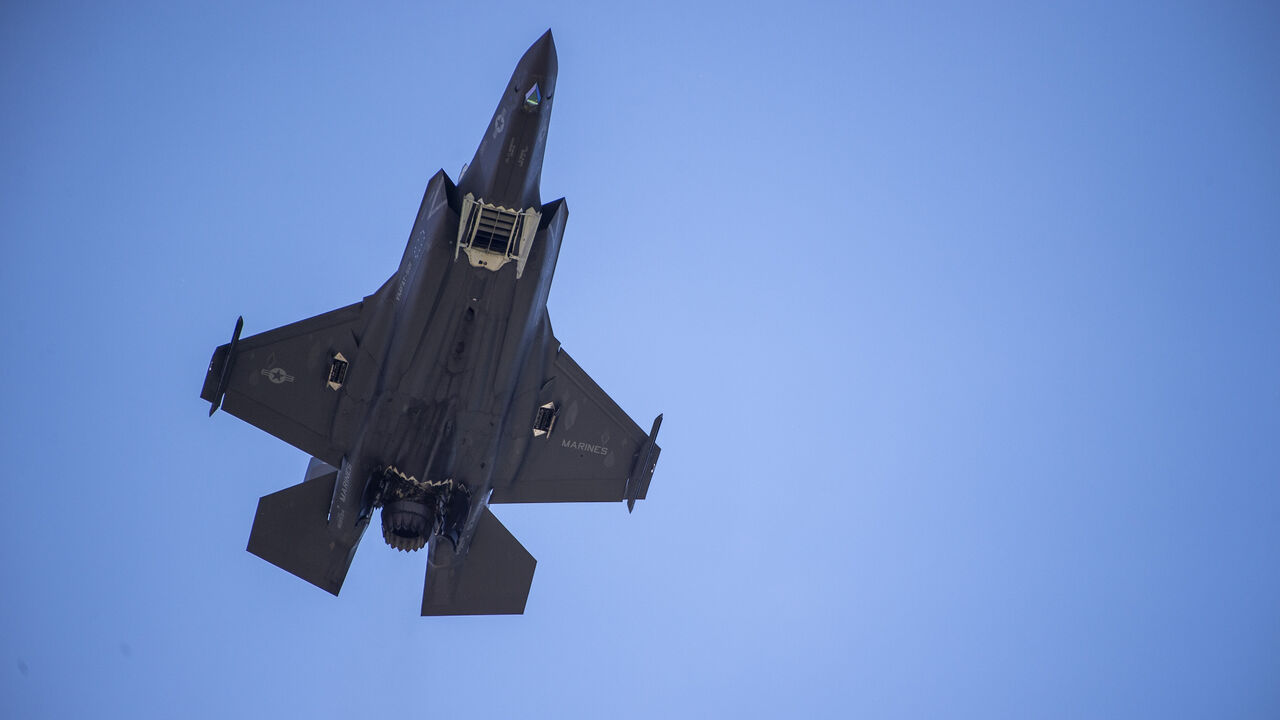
562, 439, 608, 456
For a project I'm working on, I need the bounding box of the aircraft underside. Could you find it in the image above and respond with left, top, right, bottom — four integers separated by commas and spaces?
200, 30, 661, 616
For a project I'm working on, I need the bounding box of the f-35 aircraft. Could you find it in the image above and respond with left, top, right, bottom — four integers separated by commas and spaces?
200, 30, 661, 616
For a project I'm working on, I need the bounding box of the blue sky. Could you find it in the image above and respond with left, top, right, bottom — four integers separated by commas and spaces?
3, 1, 1279, 717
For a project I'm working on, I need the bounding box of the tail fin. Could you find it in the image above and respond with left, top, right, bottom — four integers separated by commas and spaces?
421, 508, 536, 616
247, 457, 366, 595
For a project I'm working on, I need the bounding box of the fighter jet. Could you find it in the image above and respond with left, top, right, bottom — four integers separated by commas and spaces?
199, 30, 661, 616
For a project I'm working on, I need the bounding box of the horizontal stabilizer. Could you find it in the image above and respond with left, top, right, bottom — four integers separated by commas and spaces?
421, 508, 536, 616
247, 457, 365, 596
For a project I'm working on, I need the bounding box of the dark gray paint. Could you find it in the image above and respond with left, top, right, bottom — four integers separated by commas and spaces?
200, 31, 661, 616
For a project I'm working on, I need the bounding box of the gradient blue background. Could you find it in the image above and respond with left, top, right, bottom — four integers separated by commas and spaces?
3, 2, 1279, 717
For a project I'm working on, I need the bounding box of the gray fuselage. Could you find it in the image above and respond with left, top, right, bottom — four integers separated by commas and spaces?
324, 32, 564, 545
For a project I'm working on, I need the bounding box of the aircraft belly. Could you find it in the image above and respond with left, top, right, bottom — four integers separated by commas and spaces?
204, 33, 660, 615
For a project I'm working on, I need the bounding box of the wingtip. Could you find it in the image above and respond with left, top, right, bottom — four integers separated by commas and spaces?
207, 315, 244, 418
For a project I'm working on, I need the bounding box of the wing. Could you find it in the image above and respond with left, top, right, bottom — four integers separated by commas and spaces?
201, 304, 364, 467
490, 346, 661, 505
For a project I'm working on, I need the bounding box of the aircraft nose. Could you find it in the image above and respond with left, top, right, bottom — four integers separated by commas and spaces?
532, 29, 556, 60
518, 29, 558, 80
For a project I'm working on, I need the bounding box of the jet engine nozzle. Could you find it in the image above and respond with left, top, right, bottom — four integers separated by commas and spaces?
381, 500, 434, 552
